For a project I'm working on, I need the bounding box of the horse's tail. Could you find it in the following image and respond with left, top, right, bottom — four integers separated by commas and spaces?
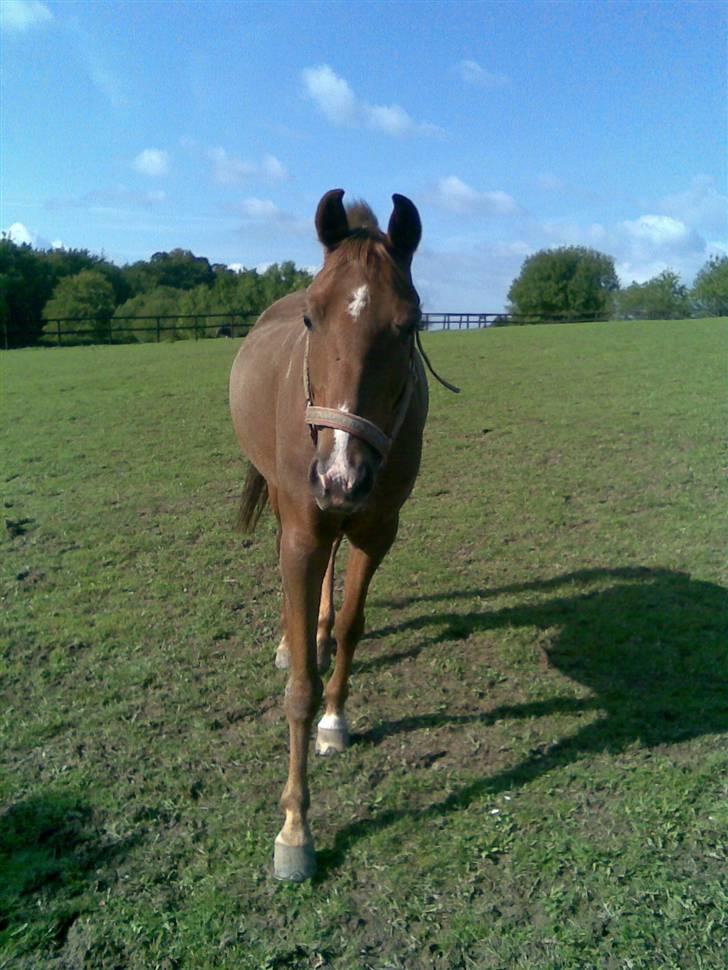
236, 463, 268, 533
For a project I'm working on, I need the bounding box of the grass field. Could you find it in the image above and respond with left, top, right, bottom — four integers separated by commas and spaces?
2, 319, 727, 969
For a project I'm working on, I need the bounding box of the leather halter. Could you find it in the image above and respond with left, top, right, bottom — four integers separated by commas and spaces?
303, 331, 416, 459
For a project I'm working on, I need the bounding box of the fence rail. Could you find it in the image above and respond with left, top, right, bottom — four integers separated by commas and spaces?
34, 309, 619, 347
39, 312, 258, 347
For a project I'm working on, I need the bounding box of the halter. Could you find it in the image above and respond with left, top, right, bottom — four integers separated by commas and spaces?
302, 327, 459, 460
303, 331, 415, 459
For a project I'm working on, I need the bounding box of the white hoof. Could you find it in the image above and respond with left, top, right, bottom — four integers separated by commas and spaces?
315, 713, 349, 756
274, 639, 290, 670
273, 833, 316, 882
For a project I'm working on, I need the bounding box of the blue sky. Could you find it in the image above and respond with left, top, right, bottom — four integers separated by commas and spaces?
2, 0, 726, 310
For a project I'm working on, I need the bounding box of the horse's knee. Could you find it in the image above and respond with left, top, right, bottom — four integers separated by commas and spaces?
284, 673, 323, 722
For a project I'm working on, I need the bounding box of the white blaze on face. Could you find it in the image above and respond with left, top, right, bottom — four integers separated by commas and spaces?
348, 284, 369, 320
326, 404, 354, 488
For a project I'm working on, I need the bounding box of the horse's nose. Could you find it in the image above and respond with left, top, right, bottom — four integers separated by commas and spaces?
308, 455, 375, 511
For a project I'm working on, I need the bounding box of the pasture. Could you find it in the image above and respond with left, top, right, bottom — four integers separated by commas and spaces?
2, 319, 727, 969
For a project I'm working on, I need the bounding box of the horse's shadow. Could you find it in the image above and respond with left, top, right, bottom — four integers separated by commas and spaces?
0, 793, 140, 947
318, 567, 728, 871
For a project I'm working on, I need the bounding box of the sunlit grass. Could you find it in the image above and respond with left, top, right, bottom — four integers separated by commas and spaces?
2, 319, 727, 968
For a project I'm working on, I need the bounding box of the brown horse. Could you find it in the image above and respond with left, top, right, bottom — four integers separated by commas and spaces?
229, 189, 430, 881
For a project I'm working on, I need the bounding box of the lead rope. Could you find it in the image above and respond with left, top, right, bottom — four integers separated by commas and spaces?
415, 328, 461, 394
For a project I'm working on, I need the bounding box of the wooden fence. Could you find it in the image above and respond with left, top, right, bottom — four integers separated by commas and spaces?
34, 309, 614, 347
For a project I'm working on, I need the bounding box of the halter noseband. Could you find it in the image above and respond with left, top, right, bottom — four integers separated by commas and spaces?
303, 331, 416, 459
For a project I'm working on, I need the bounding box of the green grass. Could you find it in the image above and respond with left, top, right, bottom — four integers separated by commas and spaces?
2, 319, 727, 969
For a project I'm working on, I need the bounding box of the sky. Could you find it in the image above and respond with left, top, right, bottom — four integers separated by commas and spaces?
1, 0, 726, 310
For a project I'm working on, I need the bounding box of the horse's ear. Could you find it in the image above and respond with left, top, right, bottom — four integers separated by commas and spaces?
316, 189, 350, 250
387, 194, 422, 263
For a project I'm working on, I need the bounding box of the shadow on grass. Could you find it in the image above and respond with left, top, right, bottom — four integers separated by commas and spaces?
317, 567, 728, 875
0, 792, 139, 951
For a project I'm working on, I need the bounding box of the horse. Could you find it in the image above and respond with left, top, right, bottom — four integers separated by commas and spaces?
229, 189, 434, 881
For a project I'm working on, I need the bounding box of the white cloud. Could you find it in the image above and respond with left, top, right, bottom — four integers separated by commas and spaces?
46, 186, 168, 212
415, 240, 528, 311
431, 176, 519, 216
132, 149, 170, 177
208, 148, 289, 185
419, 173, 725, 304
302, 65, 358, 125
236, 198, 286, 222
365, 103, 441, 137
261, 154, 288, 181
616, 215, 706, 284
658, 175, 727, 237
302, 64, 440, 136
621, 214, 695, 247
536, 207, 709, 286
4, 221, 34, 245
3, 222, 62, 249
0, 0, 52, 32
455, 59, 509, 88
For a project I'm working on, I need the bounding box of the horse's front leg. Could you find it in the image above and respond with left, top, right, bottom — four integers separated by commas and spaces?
274, 524, 332, 882
316, 515, 399, 756
276, 533, 341, 675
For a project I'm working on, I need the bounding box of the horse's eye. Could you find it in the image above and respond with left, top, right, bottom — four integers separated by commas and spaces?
303, 315, 313, 330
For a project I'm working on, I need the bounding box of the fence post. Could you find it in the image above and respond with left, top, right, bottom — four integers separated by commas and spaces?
57, 319, 62, 347
156, 317, 161, 343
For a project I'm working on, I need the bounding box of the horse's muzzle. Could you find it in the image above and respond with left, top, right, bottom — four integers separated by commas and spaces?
309, 454, 376, 513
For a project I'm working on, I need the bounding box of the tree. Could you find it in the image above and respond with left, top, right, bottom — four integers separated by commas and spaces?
123, 249, 214, 294
0, 238, 132, 347
0, 237, 54, 347
42, 270, 116, 344
691, 255, 728, 316
508, 247, 618, 321
615, 269, 690, 320
112, 286, 184, 341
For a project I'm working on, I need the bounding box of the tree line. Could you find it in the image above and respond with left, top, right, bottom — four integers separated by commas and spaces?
507, 248, 727, 322
2, 236, 726, 349
0, 239, 313, 348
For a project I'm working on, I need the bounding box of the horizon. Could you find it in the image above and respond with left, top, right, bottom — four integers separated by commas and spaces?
2, 0, 726, 311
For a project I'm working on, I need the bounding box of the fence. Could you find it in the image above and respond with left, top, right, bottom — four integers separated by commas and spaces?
30, 308, 618, 348
39, 312, 259, 347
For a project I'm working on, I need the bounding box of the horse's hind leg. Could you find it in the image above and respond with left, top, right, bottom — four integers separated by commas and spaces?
316, 535, 341, 673
269, 487, 293, 671
316, 516, 398, 756
277, 535, 340, 674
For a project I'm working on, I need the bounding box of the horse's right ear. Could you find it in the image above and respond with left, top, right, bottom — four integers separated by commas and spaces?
316, 189, 350, 250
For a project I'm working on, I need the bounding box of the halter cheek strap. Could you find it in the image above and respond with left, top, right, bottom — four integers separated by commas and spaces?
303, 331, 416, 460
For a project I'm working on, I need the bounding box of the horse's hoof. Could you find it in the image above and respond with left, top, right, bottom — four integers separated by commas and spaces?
273, 834, 316, 882
274, 643, 290, 670
315, 713, 349, 756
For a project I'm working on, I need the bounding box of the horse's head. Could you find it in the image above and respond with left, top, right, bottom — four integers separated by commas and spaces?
304, 189, 422, 514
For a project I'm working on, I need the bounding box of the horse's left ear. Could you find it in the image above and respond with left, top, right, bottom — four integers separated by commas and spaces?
387, 194, 422, 263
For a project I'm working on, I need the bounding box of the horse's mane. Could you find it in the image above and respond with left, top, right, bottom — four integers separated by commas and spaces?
346, 201, 380, 233
316, 200, 413, 297
319, 200, 390, 273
